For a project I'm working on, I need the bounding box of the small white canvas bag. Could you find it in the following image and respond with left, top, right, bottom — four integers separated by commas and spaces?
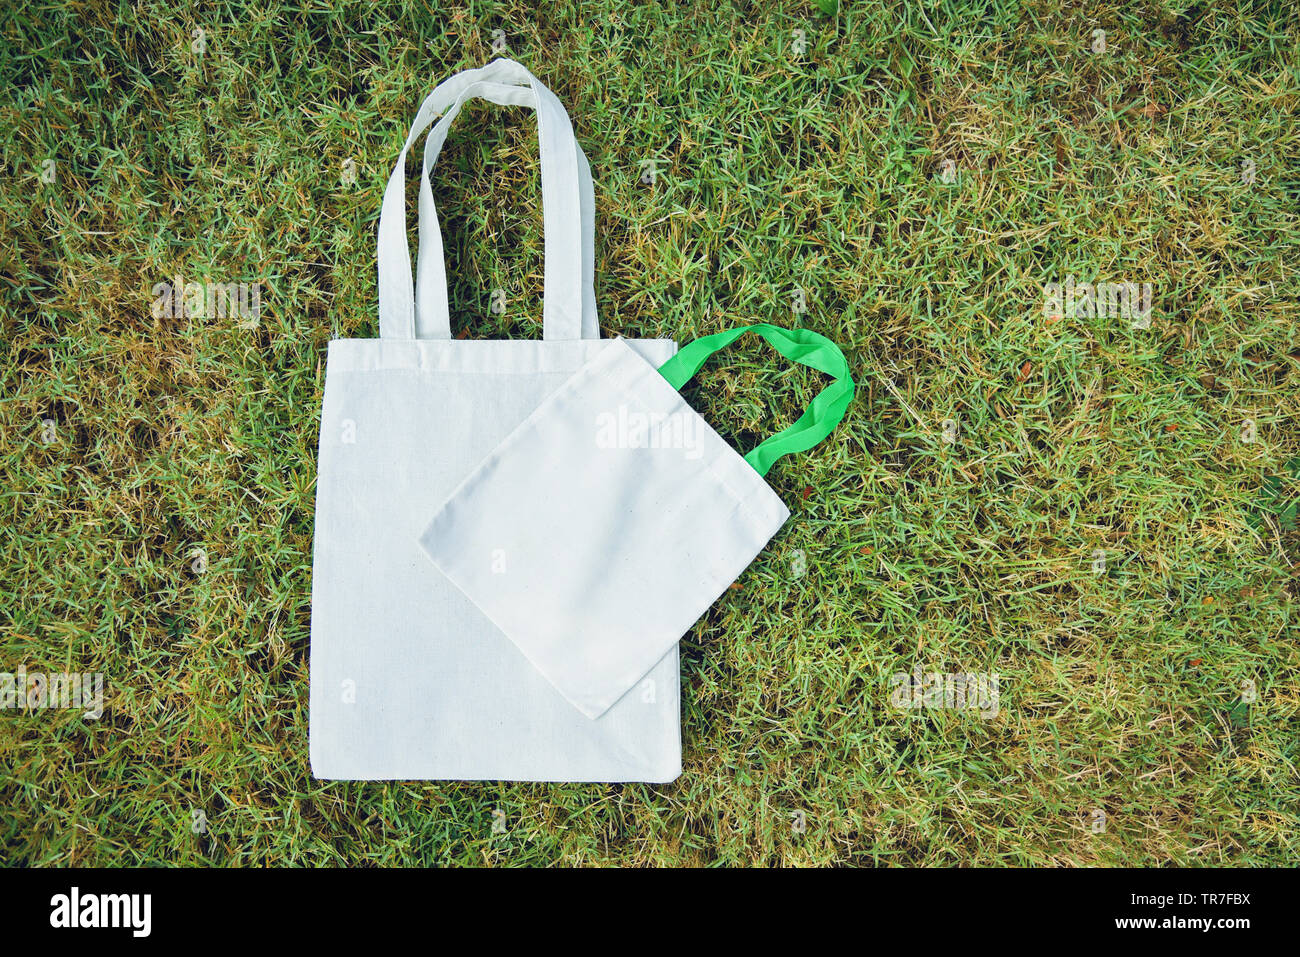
420, 325, 854, 720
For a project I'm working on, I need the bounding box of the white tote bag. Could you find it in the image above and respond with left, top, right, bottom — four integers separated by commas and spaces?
310, 59, 681, 782
419, 325, 854, 720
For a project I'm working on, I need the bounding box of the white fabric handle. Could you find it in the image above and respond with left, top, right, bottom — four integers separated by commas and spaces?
413, 78, 599, 339
377, 59, 594, 341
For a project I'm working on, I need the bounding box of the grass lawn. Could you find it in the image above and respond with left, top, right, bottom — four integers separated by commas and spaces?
0, 0, 1297, 866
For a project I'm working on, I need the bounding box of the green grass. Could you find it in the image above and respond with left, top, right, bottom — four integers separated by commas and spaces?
1, 0, 1297, 866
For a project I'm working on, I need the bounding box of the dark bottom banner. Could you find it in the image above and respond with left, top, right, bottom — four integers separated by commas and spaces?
0, 866, 1271, 944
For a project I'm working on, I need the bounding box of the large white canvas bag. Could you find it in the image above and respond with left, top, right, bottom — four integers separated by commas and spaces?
420, 325, 854, 720
310, 59, 681, 782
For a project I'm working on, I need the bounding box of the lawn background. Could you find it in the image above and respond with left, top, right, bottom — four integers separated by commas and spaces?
0, 0, 1297, 866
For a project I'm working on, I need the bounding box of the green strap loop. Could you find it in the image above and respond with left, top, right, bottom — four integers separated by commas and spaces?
656, 324, 855, 477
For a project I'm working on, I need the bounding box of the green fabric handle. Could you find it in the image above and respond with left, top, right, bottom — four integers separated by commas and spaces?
656, 324, 855, 477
